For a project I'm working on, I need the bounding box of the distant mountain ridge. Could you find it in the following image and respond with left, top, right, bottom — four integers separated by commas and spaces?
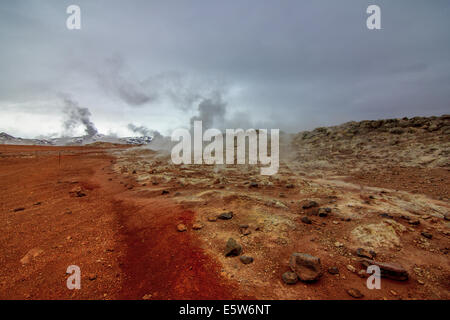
0, 132, 153, 146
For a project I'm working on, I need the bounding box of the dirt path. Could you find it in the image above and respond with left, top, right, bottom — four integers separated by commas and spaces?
0, 145, 243, 299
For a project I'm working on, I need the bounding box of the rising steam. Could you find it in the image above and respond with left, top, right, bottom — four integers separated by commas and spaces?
62, 96, 98, 137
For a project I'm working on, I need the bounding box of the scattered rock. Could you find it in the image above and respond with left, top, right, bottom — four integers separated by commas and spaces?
282, 271, 298, 285
176, 224, 187, 232
301, 216, 312, 224
289, 253, 322, 281
13, 207, 25, 212
239, 225, 251, 236
334, 241, 344, 248
249, 182, 258, 188
358, 270, 367, 278
161, 190, 170, 195
286, 184, 295, 189
192, 223, 204, 230
218, 211, 233, 220
346, 265, 356, 273
360, 259, 409, 281
225, 238, 242, 257
328, 267, 339, 275
70, 186, 86, 197
347, 288, 364, 299
142, 294, 152, 300
240, 256, 254, 264
302, 200, 319, 209
409, 219, 420, 226
208, 216, 217, 222
20, 248, 44, 264
356, 248, 376, 259
88, 273, 97, 281
421, 232, 432, 239
318, 208, 331, 217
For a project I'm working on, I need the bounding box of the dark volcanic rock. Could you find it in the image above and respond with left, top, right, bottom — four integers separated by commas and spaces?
318, 208, 331, 217
356, 248, 376, 260
282, 271, 298, 285
328, 267, 339, 275
421, 232, 432, 239
302, 200, 319, 209
301, 216, 312, 224
225, 238, 242, 257
239, 256, 254, 264
218, 211, 233, 220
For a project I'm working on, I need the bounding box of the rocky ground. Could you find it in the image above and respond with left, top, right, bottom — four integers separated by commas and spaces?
0, 115, 448, 300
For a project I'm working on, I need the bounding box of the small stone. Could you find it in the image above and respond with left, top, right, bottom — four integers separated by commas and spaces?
70, 186, 86, 197
13, 207, 25, 212
356, 248, 376, 259
225, 238, 242, 257
379, 213, 394, 219
301, 216, 312, 224
390, 290, 398, 296
240, 227, 251, 236
347, 288, 364, 299
142, 294, 152, 300
417, 279, 425, 285
161, 190, 169, 195
20, 248, 44, 264
192, 223, 203, 230
289, 253, 322, 281
218, 211, 233, 220
334, 241, 344, 248
318, 208, 331, 217
328, 267, 339, 275
302, 200, 319, 209
249, 182, 258, 188
421, 232, 432, 239
358, 270, 367, 278
286, 184, 295, 189
282, 271, 298, 285
208, 216, 217, 222
239, 256, 254, 264
409, 219, 420, 226
347, 265, 356, 273
176, 224, 187, 232
88, 273, 97, 281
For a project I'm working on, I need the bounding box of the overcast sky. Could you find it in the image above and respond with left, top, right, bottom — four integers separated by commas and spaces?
0, 0, 449, 138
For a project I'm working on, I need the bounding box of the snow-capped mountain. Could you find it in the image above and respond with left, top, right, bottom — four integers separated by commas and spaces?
0, 132, 153, 146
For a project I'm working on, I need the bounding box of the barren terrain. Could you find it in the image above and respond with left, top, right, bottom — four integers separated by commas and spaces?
0, 115, 449, 300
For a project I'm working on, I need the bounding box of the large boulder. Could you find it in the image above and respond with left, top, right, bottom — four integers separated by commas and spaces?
289, 253, 322, 281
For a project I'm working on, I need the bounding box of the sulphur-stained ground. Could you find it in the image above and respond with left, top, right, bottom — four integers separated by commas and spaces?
0, 115, 449, 300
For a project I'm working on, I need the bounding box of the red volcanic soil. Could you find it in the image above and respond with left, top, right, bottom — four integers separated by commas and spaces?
0, 145, 243, 299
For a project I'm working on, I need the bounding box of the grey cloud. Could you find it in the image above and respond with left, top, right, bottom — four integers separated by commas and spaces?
96, 55, 156, 106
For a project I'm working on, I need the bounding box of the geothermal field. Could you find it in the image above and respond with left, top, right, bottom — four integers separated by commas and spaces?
0, 115, 448, 300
